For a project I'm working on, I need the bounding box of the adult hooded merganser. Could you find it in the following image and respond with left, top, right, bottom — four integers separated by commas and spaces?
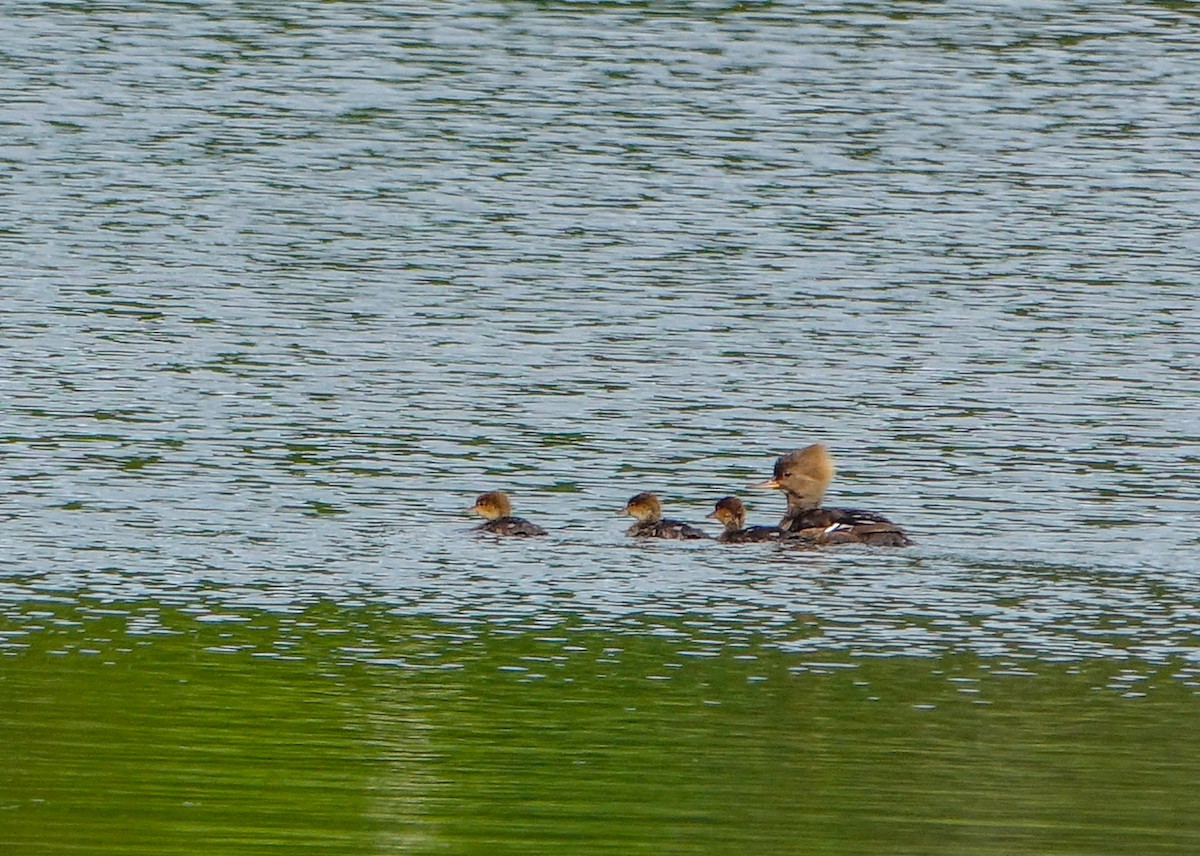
755, 444, 911, 546
706, 496, 785, 544
466, 490, 547, 537
788, 521, 913, 547
619, 492, 709, 540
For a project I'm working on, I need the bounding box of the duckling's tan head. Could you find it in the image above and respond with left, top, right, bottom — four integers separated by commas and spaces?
468, 490, 512, 521
705, 496, 746, 530
753, 443, 835, 508
620, 492, 662, 523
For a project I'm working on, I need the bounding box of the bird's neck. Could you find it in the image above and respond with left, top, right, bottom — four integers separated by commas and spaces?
784, 492, 819, 514
780, 492, 820, 529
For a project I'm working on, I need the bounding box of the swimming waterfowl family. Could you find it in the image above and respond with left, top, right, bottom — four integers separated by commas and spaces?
466, 490, 547, 537
706, 496, 784, 543
466, 444, 911, 547
619, 492, 709, 540
754, 444, 911, 547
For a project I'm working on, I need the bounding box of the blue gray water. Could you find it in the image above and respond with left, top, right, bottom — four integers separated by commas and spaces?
3, 2, 1200, 850
6, 0, 1199, 656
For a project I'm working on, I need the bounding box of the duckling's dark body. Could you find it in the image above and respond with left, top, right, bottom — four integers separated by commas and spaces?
620, 492, 709, 540
475, 516, 547, 538
467, 490, 547, 537
707, 497, 782, 544
626, 519, 709, 540
718, 525, 785, 544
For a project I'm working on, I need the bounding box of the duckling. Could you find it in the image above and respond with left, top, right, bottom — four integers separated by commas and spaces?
466, 490, 547, 537
755, 444, 911, 546
619, 492, 709, 540
706, 496, 785, 544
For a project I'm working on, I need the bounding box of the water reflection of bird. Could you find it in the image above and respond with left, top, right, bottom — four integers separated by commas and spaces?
619, 492, 709, 540
706, 496, 785, 544
466, 490, 547, 537
755, 444, 911, 546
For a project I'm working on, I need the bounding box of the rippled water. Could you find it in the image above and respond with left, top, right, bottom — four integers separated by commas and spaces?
4, 1, 1200, 852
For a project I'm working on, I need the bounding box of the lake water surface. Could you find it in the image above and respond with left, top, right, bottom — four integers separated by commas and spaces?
3, 1, 1200, 853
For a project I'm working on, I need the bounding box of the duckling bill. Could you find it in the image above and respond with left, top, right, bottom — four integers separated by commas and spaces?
619, 492, 708, 540
466, 490, 547, 537
706, 496, 784, 544
756, 443, 911, 547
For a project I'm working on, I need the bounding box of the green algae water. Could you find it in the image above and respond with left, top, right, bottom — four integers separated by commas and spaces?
4, 0, 1200, 852
4, 602, 1200, 854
